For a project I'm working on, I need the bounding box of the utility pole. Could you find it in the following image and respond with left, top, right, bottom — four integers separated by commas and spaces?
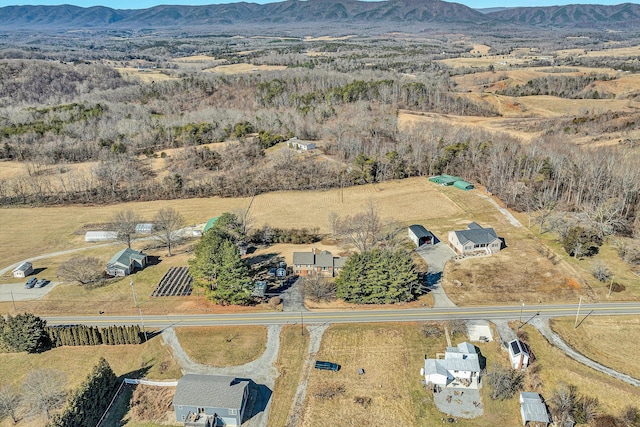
519, 300, 524, 325
130, 279, 147, 341
10, 291, 16, 311
608, 276, 615, 297
574, 296, 582, 329
300, 311, 304, 336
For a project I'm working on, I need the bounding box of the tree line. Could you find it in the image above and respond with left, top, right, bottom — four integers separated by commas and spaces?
47, 325, 144, 347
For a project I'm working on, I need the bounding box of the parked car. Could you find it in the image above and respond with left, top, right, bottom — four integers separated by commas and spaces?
25, 277, 37, 289
35, 278, 48, 288
315, 361, 340, 371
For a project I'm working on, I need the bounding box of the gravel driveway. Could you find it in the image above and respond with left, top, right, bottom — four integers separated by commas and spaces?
163, 325, 282, 427
416, 243, 457, 308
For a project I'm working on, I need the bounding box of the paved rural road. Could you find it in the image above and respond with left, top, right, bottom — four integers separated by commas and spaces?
44, 302, 640, 327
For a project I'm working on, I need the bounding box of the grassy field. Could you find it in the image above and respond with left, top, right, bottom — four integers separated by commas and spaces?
175, 326, 267, 367
0, 335, 181, 427
267, 325, 310, 427
550, 316, 640, 380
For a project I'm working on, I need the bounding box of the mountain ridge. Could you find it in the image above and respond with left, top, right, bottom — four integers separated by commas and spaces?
0, 0, 638, 30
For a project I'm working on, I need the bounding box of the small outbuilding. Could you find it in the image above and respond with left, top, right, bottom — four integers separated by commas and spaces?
173, 374, 249, 427
429, 175, 458, 186
508, 339, 530, 370
520, 392, 550, 426
453, 180, 475, 190
202, 216, 221, 234
106, 248, 147, 277
288, 137, 316, 151
408, 225, 435, 247
85, 231, 118, 242
12, 261, 33, 278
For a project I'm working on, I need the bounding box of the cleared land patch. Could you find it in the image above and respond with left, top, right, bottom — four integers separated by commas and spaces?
174, 326, 267, 367
205, 64, 287, 74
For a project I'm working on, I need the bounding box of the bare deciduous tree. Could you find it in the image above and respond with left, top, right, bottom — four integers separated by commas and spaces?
0, 385, 20, 424
22, 369, 66, 420
154, 207, 184, 256
303, 274, 337, 302
56, 256, 103, 285
486, 363, 525, 401
112, 209, 141, 249
549, 383, 578, 427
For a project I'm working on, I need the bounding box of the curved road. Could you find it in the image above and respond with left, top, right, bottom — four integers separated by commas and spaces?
44, 302, 640, 327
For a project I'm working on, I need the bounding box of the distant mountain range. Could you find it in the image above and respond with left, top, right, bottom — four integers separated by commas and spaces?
0, 0, 639, 31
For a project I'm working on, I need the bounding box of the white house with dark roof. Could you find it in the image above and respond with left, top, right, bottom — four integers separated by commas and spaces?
12, 261, 33, 278
448, 222, 502, 255
519, 392, 550, 426
105, 248, 147, 277
422, 342, 482, 387
292, 250, 347, 277
173, 374, 249, 426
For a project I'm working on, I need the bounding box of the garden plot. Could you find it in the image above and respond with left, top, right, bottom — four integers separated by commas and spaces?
152, 267, 193, 297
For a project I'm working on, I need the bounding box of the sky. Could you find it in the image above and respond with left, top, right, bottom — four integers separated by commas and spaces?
0, 0, 638, 9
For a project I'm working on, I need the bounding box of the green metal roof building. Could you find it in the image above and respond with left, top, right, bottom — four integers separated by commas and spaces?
453, 180, 475, 190
429, 175, 458, 186
203, 216, 221, 234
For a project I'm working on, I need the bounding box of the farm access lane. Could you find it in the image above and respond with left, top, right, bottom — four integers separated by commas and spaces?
44, 302, 640, 327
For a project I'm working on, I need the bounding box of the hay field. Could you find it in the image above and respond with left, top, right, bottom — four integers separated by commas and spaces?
0, 177, 459, 268
114, 67, 176, 82
470, 44, 491, 55
173, 55, 216, 62
205, 64, 287, 74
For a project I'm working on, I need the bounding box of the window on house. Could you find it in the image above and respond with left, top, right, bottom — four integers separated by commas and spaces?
229, 409, 237, 415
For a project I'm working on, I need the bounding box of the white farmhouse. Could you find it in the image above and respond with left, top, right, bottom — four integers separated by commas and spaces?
422, 342, 482, 388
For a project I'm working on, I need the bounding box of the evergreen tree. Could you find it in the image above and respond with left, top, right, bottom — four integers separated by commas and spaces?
208, 240, 254, 305
336, 249, 418, 304
0, 313, 49, 353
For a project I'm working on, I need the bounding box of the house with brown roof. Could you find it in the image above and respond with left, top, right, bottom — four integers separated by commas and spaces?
292, 250, 347, 277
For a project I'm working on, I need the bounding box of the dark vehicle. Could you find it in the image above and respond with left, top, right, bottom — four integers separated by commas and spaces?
25, 277, 37, 289
315, 361, 340, 371
35, 279, 48, 288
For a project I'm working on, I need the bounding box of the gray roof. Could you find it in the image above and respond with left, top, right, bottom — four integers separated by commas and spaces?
315, 251, 334, 268
454, 223, 499, 245
293, 252, 315, 265
408, 225, 434, 239
173, 375, 249, 410
13, 262, 32, 272
423, 358, 450, 378
520, 392, 550, 424
443, 342, 480, 372
108, 248, 146, 268
333, 257, 347, 269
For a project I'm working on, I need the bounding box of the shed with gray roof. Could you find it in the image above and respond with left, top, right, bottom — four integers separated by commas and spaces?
448, 222, 502, 255
173, 374, 249, 426
408, 225, 435, 247
519, 392, 550, 426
